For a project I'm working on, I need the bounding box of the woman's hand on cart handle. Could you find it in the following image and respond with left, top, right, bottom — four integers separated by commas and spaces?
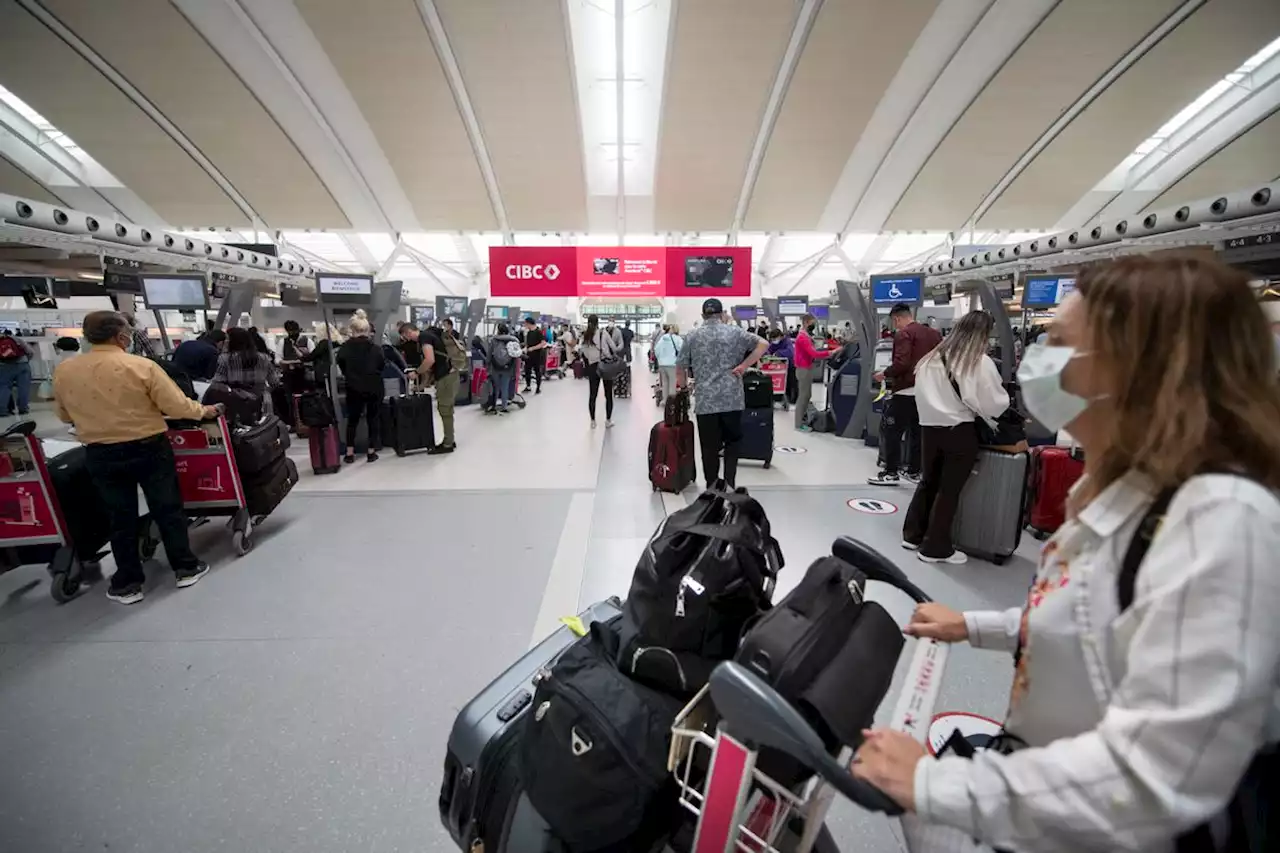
201, 403, 224, 421
851, 729, 927, 812
904, 603, 968, 643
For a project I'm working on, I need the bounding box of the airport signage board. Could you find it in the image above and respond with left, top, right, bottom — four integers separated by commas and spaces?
870, 274, 923, 304
1022, 275, 1076, 307
436, 295, 468, 324
489, 246, 753, 298
777, 296, 808, 317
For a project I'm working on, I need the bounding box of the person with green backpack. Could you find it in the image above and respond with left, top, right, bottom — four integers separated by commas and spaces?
419, 321, 460, 454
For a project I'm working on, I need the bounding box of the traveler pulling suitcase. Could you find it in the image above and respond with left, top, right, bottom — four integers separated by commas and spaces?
438, 598, 623, 853
1026, 445, 1084, 538
951, 449, 1029, 564
739, 406, 774, 468
381, 392, 435, 456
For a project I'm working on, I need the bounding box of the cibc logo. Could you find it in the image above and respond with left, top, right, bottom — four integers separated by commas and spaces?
505, 263, 561, 281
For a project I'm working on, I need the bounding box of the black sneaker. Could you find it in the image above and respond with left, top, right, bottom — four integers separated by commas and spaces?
366, 452, 379, 463
175, 562, 210, 589
106, 584, 144, 605
426, 443, 455, 455
535, 388, 541, 395
867, 472, 901, 486
343, 454, 355, 465
523, 386, 532, 393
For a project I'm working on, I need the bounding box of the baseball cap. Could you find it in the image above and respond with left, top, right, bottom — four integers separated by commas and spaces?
701, 298, 724, 317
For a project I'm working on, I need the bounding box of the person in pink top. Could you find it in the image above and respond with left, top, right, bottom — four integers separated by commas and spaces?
794, 313, 831, 430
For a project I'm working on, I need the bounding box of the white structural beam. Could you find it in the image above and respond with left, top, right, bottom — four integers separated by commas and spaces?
818, 0, 1002, 232
414, 0, 511, 241
339, 232, 379, 273
854, 232, 895, 273
281, 241, 344, 272
377, 239, 404, 280
402, 247, 456, 296
453, 234, 483, 276
401, 242, 472, 284
729, 0, 823, 241
767, 242, 837, 282
967, 0, 1207, 232
758, 234, 783, 275
781, 246, 834, 296
1057, 33, 1280, 229
186, 0, 419, 232
15, 0, 266, 228
614, 0, 626, 241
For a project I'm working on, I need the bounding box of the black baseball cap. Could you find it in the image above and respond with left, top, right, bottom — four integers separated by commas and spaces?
701, 297, 724, 317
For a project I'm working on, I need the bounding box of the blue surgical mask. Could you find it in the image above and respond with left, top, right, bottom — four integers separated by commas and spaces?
1016, 344, 1100, 432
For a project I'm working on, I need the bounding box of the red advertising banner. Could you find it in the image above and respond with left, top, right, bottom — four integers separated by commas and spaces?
489, 246, 578, 298
487, 246, 753, 299
577, 247, 666, 298
665, 246, 753, 298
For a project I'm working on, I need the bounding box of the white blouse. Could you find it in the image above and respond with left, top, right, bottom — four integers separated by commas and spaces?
914, 354, 1010, 428
915, 472, 1280, 852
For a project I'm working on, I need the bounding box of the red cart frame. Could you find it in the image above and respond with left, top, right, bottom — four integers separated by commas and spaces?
759, 358, 790, 411
0, 426, 81, 601
545, 343, 565, 378
166, 415, 259, 556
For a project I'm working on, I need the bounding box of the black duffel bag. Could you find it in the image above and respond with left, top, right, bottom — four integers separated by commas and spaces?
297, 391, 337, 428
204, 382, 263, 428
617, 487, 781, 697
231, 414, 290, 477
742, 369, 773, 409
521, 619, 684, 852
736, 555, 903, 785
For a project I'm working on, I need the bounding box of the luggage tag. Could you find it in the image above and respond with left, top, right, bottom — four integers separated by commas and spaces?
559, 616, 588, 637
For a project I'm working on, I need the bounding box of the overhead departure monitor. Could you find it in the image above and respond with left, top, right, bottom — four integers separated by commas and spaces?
732, 305, 757, 321
487, 305, 508, 320
141, 274, 209, 310
870, 274, 923, 305
777, 296, 809, 317
316, 272, 373, 305
1021, 274, 1076, 308
810, 304, 830, 320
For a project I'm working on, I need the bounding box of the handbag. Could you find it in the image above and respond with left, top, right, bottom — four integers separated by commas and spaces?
940, 354, 1023, 446
598, 357, 627, 382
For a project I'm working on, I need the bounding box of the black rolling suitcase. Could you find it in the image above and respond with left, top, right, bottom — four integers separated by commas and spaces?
46, 445, 112, 561
231, 415, 290, 476
241, 456, 298, 517
381, 393, 435, 456
743, 370, 773, 409
439, 598, 622, 853
739, 406, 774, 468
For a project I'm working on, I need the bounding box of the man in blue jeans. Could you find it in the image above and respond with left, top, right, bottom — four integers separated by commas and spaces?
54, 312, 221, 605
0, 331, 34, 416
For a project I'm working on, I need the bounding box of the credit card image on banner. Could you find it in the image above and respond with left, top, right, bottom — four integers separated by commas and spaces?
576, 247, 665, 297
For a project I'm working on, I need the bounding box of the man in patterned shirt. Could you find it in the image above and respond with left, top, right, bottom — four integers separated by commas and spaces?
677, 298, 768, 489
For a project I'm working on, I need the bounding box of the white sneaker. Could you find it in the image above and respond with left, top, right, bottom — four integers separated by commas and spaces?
867, 472, 901, 486
918, 551, 968, 565
591, 420, 597, 429
901, 541, 919, 551
605, 420, 614, 429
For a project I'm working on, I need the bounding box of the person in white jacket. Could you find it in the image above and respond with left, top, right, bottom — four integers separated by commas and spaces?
853, 255, 1280, 853
901, 310, 1010, 564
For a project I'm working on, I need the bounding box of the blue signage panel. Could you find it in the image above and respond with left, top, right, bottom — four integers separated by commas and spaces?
810, 304, 830, 319
870, 274, 923, 304
1022, 275, 1076, 307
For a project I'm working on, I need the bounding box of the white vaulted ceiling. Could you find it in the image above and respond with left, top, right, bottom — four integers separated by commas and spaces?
0, 0, 1275, 297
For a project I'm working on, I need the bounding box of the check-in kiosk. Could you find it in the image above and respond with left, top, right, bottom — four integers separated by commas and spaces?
760, 297, 780, 331
863, 274, 924, 446
830, 279, 876, 440
954, 277, 1018, 382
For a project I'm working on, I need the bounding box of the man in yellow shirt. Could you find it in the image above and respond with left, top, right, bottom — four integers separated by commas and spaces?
54, 311, 221, 605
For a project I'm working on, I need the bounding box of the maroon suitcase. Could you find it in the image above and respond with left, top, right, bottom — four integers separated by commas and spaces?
1025, 445, 1084, 538
309, 424, 342, 475
649, 421, 696, 493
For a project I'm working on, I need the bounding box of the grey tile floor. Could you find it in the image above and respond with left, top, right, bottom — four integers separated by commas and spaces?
0, 358, 1038, 852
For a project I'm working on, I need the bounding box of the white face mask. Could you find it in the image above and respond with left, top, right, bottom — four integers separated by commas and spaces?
1016, 344, 1098, 432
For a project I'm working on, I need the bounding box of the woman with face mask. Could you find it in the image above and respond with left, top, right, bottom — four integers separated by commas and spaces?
900, 310, 1009, 563
852, 255, 1280, 853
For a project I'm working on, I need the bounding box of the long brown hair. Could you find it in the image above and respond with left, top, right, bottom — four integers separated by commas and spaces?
1070, 254, 1280, 509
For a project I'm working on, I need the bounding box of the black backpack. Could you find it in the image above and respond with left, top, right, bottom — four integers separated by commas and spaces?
1121, 485, 1277, 853
617, 487, 781, 697
521, 619, 684, 852
297, 391, 337, 428
737, 556, 903, 784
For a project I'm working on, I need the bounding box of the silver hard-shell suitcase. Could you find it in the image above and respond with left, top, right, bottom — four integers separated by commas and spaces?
438, 598, 622, 852
951, 449, 1028, 565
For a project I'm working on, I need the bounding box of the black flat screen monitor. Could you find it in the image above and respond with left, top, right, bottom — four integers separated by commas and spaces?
141, 274, 209, 310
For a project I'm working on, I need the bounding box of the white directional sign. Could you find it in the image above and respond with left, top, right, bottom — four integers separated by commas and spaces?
846, 498, 898, 515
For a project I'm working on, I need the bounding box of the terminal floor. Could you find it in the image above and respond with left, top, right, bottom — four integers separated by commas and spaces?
0, 366, 1041, 853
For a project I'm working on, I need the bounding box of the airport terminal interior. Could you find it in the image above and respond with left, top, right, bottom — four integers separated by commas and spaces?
0, 1, 1278, 851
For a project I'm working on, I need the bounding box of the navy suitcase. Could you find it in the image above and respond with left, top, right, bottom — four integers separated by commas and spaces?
439, 599, 622, 853
739, 406, 774, 468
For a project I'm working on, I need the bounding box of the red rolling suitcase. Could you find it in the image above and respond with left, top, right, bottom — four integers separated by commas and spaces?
309, 424, 342, 475
649, 390, 696, 492
471, 365, 488, 399
1026, 445, 1084, 538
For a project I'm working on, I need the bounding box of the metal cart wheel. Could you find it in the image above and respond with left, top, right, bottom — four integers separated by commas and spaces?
232, 530, 254, 556
50, 570, 81, 603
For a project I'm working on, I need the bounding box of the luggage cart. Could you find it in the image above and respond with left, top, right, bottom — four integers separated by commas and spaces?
166, 415, 259, 556
759, 357, 790, 411
669, 536, 949, 853
0, 422, 157, 602
545, 345, 565, 379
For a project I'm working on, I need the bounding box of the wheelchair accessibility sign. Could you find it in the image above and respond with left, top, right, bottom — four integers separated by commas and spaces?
846, 498, 898, 515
